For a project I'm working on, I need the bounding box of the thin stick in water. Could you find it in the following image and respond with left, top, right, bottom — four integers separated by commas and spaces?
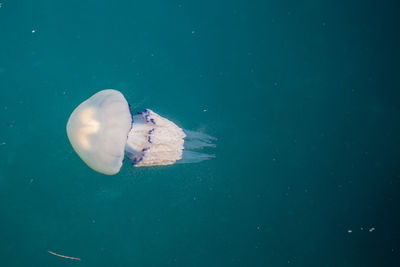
47, 250, 81, 261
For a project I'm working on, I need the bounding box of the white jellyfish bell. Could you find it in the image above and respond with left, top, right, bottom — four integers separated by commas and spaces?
66, 89, 216, 175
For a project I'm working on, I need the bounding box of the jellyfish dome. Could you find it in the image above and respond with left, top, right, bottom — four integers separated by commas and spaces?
66, 89, 216, 175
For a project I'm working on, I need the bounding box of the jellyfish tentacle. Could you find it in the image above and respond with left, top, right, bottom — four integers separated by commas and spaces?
184, 140, 216, 150
181, 129, 216, 162
183, 129, 217, 142
177, 151, 216, 164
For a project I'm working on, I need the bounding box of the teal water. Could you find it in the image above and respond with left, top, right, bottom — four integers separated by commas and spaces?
0, 1, 399, 266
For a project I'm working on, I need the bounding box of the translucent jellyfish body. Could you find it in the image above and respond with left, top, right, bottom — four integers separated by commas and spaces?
66, 90, 216, 175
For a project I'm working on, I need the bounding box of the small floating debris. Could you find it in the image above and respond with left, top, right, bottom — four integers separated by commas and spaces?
0, 142, 6, 146
47, 250, 81, 261
6, 121, 14, 127
369, 227, 376, 232
347, 230, 352, 233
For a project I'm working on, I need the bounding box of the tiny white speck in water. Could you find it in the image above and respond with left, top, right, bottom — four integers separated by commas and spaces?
32, 29, 36, 33
347, 230, 352, 233
369, 227, 375, 232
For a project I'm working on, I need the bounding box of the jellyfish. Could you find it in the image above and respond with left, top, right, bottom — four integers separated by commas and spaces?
66, 89, 216, 175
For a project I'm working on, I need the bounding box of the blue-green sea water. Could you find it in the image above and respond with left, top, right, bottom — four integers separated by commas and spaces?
1, 1, 399, 266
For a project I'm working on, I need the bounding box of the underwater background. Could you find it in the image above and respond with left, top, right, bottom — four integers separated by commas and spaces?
0, 0, 399, 266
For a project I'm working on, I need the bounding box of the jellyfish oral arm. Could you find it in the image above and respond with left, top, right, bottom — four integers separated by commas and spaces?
124, 109, 216, 167
124, 109, 185, 166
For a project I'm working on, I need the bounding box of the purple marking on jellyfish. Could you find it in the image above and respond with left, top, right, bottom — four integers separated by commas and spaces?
148, 128, 155, 135
150, 118, 156, 124
148, 136, 152, 143
142, 147, 150, 152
